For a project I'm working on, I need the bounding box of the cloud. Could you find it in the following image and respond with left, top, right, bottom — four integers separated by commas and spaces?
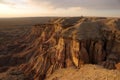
0, 0, 15, 6
0, 0, 120, 17
1, 0, 120, 10
0, 0, 28, 7
29, 0, 120, 9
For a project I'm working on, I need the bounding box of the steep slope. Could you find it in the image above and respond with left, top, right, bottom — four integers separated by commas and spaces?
18, 18, 120, 79
0, 17, 120, 80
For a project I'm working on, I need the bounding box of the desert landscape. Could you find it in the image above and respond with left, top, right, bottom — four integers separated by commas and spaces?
0, 17, 120, 80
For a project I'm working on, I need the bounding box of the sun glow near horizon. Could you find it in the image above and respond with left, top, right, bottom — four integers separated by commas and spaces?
0, 3, 51, 17
0, 0, 120, 18
0, 2, 84, 18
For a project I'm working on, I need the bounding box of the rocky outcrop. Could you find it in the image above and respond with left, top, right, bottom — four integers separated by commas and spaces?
0, 17, 120, 80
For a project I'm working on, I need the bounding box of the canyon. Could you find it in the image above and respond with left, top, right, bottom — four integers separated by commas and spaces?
0, 17, 120, 80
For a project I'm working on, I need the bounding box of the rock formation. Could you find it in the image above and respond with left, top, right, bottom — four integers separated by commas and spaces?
0, 17, 120, 80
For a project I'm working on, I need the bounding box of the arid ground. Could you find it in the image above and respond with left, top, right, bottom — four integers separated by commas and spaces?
0, 17, 120, 80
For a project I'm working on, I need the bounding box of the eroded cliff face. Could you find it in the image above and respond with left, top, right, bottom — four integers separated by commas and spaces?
0, 17, 120, 80
19, 19, 120, 80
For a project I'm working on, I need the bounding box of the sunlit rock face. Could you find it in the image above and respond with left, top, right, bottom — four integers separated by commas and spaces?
0, 17, 120, 80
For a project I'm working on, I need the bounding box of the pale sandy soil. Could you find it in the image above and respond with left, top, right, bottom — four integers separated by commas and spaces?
46, 64, 120, 80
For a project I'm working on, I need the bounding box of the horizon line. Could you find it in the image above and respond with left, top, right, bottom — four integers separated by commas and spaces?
0, 15, 120, 19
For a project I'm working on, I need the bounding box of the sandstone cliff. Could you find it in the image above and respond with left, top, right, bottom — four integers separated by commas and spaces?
0, 17, 120, 80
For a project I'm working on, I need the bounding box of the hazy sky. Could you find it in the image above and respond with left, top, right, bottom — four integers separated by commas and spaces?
0, 0, 120, 17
